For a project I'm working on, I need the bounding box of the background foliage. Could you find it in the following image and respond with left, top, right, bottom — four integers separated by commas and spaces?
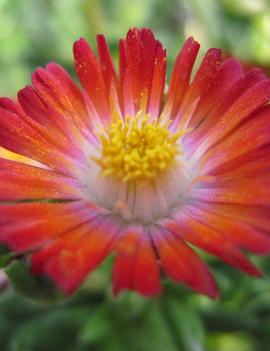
1, 0, 270, 350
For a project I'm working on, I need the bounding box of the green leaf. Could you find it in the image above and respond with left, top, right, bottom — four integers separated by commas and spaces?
162, 297, 206, 351
0, 245, 13, 268
125, 301, 178, 351
5, 260, 61, 301
0, 315, 15, 350
79, 305, 112, 345
9, 308, 87, 351
0, 253, 13, 268
0, 245, 10, 255
78, 298, 178, 351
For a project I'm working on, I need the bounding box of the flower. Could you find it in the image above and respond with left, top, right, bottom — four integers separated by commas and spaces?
1, 28, 270, 298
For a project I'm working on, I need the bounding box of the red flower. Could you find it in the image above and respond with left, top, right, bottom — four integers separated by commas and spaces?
1, 28, 270, 298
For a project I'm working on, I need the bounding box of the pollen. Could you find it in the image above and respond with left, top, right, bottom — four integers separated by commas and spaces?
94, 112, 187, 182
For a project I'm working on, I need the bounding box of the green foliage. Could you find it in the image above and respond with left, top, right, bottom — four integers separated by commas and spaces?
5, 260, 62, 301
161, 297, 205, 351
0, 245, 12, 268
1, 259, 270, 350
2, 0, 270, 96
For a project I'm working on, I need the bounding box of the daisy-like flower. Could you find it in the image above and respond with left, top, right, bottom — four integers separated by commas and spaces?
1, 28, 270, 298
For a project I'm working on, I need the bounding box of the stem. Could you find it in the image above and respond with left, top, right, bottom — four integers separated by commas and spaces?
159, 294, 184, 351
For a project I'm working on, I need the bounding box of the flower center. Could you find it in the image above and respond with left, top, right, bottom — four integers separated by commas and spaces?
94, 113, 184, 182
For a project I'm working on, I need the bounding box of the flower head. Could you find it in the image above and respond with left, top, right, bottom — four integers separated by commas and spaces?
1, 28, 270, 298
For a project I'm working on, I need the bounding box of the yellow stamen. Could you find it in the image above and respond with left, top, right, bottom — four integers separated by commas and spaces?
93, 112, 189, 182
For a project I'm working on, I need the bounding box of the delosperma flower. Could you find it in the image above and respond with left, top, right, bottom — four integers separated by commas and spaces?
1, 28, 270, 298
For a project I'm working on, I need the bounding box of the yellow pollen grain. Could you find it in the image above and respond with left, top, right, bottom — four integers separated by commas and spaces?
94, 112, 187, 182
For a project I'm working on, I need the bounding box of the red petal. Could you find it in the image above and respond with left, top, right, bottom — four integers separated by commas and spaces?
200, 105, 270, 174
206, 145, 270, 178
164, 37, 200, 118
0, 201, 98, 252
0, 106, 83, 174
112, 230, 139, 293
18, 86, 65, 134
183, 204, 270, 254
0, 158, 81, 201
31, 217, 119, 294
113, 227, 161, 296
176, 48, 222, 129
73, 38, 109, 120
188, 68, 265, 149
191, 200, 270, 232
186, 58, 243, 130
192, 178, 270, 206
152, 227, 218, 298
147, 44, 166, 117
188, 48, 222, 100
167, 212, 262, 276
119, 28, 166, 115
194, 79, 270, 159
96, 34, 118, 95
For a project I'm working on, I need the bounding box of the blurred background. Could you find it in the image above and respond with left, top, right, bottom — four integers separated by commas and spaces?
1, 0, 270, 350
